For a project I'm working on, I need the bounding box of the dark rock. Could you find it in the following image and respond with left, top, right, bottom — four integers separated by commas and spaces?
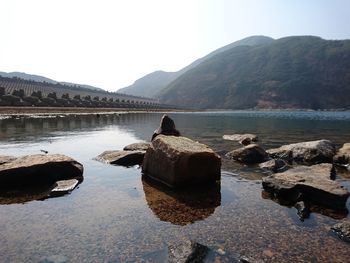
294, 201, 310, 220
95, 150, 145, 166
226, 144, 268, 164
334, 143, 350, 165
142, 135, 221, 188
267, 140, 335, 164
259, 159, 289, 172
262, 164, 349, 210
123, 142, 150, 151
0, 154, 84, 187
151, 114, 180, 141
223, 134, 258, 145
331, 220, 350, 243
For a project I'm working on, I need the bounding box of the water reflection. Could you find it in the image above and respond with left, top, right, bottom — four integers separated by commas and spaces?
142, 176, 221, 225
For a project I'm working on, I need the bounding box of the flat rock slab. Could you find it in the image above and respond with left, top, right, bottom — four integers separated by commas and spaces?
267, 139, 335, 164
262, 164, 349, 209
142, 135, 221, 188
123, 142, 150, 151
50, 179, 79, 196
0, 154, 83, 186
226, 144, 268, 164
95, 150, 145, 166
223, 134, 258, 145
334, 143, 350, 165
259, 159, 289, 173
331, 220, 350, 243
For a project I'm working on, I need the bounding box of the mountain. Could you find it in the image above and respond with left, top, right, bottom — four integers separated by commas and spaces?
160, 36, 350, 110
118, 36, 274, 98
0, 71, 104, 91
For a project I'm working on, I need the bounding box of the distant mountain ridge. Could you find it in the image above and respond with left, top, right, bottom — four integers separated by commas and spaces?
160, 36, 350, 109
118, 36, 274, 98
0, 71, 104, 92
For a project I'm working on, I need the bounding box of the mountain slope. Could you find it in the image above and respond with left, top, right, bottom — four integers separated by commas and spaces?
118, 36, 274, 98
0, 71, 103, 91
160, 36, 350, 109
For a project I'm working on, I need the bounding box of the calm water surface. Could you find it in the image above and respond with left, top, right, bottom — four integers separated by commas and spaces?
0, 111, 350, 262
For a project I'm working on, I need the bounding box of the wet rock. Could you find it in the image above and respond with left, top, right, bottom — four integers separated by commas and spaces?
294, 201, 310, 220
123, 142, 150, 151
151, 114, 180, 141
262, 164, 349, 210
50, 179, 79, 197
0, 154, 83, 186
331, 220, 350, 243
259, 159, 289, 173
95, 150, 145, 166
142, 135, 221, 188
267, 139, 335, 164
226, 144, 268, 164
334, 143, 350, 165
168, 240, 214, 263
223, 134, 258, 145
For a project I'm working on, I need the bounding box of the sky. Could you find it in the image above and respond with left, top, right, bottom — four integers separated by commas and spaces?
1, 0, 350, 92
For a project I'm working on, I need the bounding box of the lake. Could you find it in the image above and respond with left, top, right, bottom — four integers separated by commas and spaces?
0, 111, 350, 262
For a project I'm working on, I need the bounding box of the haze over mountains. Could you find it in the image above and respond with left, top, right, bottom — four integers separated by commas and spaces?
120, 35, 350, 110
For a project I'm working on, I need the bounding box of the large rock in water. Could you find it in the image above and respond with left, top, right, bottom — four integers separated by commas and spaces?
334, 143, 350, 165
142, 135, 221, 188
0, 154, 83, 186
95, 150, 145, 166
151, 114, 180, 141
262, 164, 349, 209
226, 144, 268, 164
267, 139, 335, 164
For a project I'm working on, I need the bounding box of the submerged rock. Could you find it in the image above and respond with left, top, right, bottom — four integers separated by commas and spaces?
142, 135, 221, 188
151, 114, 180, 141
294, 201, 310, 220
168, 240, 212, 263
334, 143, 350, 165
331, 220, 350, 243
262, 164, 349, 210
267, 139, 335, 164
95, 150, 145, 166
226, 144, 268, 164
223, 134, 258, 145
0, 154, 83, 186
259, 159, 289, 173
123, 142, 150, 151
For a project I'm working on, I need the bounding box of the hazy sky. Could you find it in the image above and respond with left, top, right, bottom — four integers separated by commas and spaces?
1, 0, 350, 91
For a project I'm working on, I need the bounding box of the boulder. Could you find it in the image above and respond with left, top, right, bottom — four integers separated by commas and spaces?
0, 154, 83, 187
223, 133, 258, 145
226, 144, 268, 164
334, 143, 350, 165
142, 135, 221, 188
123, 142, 150, 151
262, 164, 349, 209
267, 140, 335, 164
331, 220, 350, 243
95, 150, 145, 166
151, 114, 180, 141
259, 159, 289, 173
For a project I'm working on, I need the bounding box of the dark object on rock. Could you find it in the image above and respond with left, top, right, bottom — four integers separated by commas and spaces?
262, 164, 349, 210
226, 144, 268, 164
259, 159, 289, 173
49, 179, 79, 197
95, 150, 145, 166
40, 149, 48, 154
151, 114, 180, 141
223, 134, 258, 145
0, 154, 84, 187
142, 176, 220, 225
331, 220, 350, 243
334, 143, 350, 165
142, 135, 221, 188
267, 140, 335, 164
295, 201, 310, 220
123, 142, 150, 151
